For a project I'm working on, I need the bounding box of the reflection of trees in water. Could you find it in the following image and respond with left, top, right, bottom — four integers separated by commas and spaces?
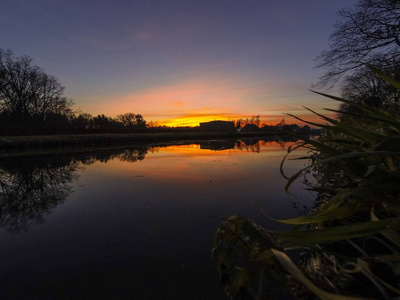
276, 140, 286, 150
0, 147, 150, 232
73, 147, 149, 164
197, 136, 299, 153
118, 148, 148, 162
0, 158, 79, 232
235, 140, 261, 153
235, 136, 298, 153
0, 139, 300, 232
200, 140, 236, 151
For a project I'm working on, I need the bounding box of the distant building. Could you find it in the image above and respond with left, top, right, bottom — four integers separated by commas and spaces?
240, 124, 261, 132
199, 120, 235, 132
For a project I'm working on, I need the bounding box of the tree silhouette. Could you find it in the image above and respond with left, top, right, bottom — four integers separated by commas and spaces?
316, 0, 400, 86
339, 62, 400, 116
117, 113, 147, 129
0, 49, 73, 127
71, 113, 94, 131
0, 158, 78, 232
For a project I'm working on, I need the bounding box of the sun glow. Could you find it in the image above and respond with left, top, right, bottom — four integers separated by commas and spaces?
152, 112, 335, 128
160, 114, 233, 127
77, 75, 338, 128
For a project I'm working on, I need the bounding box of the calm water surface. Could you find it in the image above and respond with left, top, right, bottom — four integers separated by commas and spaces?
0, 139, 313, 299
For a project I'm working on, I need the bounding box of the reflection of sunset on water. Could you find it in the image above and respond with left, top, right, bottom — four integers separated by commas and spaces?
101, 140, 305, 183
151, 140, 297, 155
0, 139, 313, 299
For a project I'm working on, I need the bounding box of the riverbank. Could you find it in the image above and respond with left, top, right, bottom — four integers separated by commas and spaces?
0, 131, 289, 154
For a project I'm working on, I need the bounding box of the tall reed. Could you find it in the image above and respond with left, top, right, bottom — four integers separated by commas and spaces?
213, 67, 400, 299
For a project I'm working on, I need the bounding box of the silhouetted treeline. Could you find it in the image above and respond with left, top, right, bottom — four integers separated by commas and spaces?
1, 49, 318, 136
233, 115, 261, 129
231, 116, 317, 134
0, 49, 151, 136
0, 111, 150, 136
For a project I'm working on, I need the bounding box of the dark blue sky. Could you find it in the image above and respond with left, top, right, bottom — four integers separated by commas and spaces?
1, 0, 357, 125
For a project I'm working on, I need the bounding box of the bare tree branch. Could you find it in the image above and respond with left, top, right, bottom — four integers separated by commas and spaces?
0, 49, 72, 124
315, 0, 400, 87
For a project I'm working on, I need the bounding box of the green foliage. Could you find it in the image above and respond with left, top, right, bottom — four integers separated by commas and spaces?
213, 68, 400, 299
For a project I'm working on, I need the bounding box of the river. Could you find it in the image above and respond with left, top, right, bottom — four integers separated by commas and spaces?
0, 138, 314, 299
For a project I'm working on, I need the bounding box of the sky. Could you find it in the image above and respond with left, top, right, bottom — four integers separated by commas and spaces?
1, 0, 358, 126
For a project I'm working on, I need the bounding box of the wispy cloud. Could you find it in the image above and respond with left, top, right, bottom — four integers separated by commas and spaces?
85, 77, 262, 115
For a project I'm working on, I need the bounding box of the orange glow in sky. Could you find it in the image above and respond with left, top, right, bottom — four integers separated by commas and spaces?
4, 0, 353, 130
161, 114, 230, 127
157, 112, 335, 127
78, 76, 338, 127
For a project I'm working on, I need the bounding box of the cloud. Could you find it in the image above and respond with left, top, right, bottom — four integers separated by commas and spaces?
171, 101, 186, 108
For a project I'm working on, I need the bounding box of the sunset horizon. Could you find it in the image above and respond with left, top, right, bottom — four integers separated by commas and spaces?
1, 0, 354, 130
1, 0, 398, 298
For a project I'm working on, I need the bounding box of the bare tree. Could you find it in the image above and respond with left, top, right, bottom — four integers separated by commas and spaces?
0, 49, 40, 115
71, 113, 93, 131
117, 112, 138, 127
338, 61, 400, 116
0, 49, 73, 123
315, 0, 400, 86
254, 115, 260, 127
342, 63, 400, 102
117, 112, 147, 128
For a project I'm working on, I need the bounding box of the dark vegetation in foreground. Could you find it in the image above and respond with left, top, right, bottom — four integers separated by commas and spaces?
212, 71, 400, 299
213, 0, 400, 297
